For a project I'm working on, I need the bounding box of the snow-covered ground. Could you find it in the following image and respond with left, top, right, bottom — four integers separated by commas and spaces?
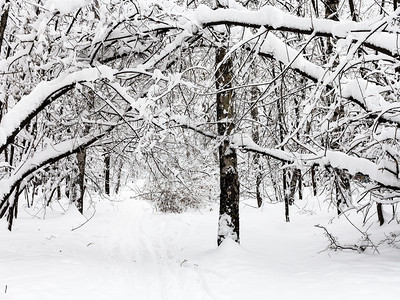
1, 188, 400, 300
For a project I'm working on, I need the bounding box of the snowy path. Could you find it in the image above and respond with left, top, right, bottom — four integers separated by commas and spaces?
0, 200, 211, 300
1, 196, 400, 299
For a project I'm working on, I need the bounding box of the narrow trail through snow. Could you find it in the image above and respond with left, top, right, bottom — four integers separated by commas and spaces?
0, 199, 213, 300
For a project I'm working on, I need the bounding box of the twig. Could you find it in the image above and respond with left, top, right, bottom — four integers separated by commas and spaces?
71, 209, 96, 231
314, 224, 363, 252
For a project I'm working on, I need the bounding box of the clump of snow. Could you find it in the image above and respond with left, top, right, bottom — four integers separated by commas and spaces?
218, 213, 238, 242
46, 0, 90, 15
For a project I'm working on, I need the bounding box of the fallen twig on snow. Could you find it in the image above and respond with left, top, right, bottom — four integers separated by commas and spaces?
314, 224, 365, 253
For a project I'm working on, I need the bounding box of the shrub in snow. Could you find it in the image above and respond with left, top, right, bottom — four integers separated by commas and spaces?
142, 182, 203, 213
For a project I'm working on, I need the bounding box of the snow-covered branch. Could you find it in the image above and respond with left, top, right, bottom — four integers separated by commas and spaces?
0, 66, 115, 153
259, 32, 400, 126
0, 129, 111, 216
231, 134, 400, 190
194, 5, 400, 58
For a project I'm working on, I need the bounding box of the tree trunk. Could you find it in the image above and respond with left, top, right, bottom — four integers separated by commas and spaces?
348, 0, 358, 21
0, 0, 10, 54
288, 169, 301, 205
311, 166, 317, 196
324, 0, 339, 59
114, 160, 123, 194
283, 170, 289, 222
377, 203, 384, 226
277, 66, 290, 222
335, 169, 351, 214
216, 44, 240, 246
298, 170, 303, 200
104, 153, 110, 196
76, 147, 86, 214
323, 0, 351, 215
251, 87, 262, 208
311, 0, 319, 17
7, 184, 19, 231
68, 175, 78, 208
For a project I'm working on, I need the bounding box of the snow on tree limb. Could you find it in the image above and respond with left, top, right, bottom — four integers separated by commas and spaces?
0, 66, 115, 153
231, 134, 400, 190
0, 129, 110, 212
194, 4, 400, 58
175, 113, 400, 190
260, 32, 325, 81
259, 32, 400, 126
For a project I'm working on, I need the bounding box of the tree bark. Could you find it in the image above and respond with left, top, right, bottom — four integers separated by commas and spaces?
114, 160, 123, 194
7, 184, 19, 231
323, 0, 352, 215
377, 203, 384, 226
216, 44, 240, 246
288, 169, 301, 205
311, 0, 319, 17
277, 66, 290, 222
0, 0, 10, 54
348, 0, 358, 21
283, 169, 289, 222
104, 153, 111, 196
76, 147, 86, 214
334, 169, 351, 214
311, 166, 317, 196
324, 0, 339, 58
251, 87, 262, 208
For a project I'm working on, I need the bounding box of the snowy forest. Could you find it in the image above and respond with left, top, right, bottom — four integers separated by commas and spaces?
1, 0, 400, 299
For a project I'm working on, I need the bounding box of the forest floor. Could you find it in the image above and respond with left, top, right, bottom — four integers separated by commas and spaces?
1, 185, 400, 300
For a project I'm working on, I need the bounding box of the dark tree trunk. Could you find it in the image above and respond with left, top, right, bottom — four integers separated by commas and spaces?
324, 0, 339, 59
114, 160, 123, 195
311, 166, 317, 196
216, 44, 240, 246
9, 144, 14, 171
76, 147, 86, 214
288, 169, 301, 205
283, 170, 289, 222
311, 0, 319, 17
30, 182, 37, 207
104, 154, 110, 196
348, 0, 358, 21
65, 175, 70, 198
335, 169, 351, 215
277, 66, 290, 222
0, 0, 10, 53
7, 184, 19, 231
377, 203, 384, 226
13, 189, 19, 219
298, 170, 303, 200
256, 173, 262, 208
